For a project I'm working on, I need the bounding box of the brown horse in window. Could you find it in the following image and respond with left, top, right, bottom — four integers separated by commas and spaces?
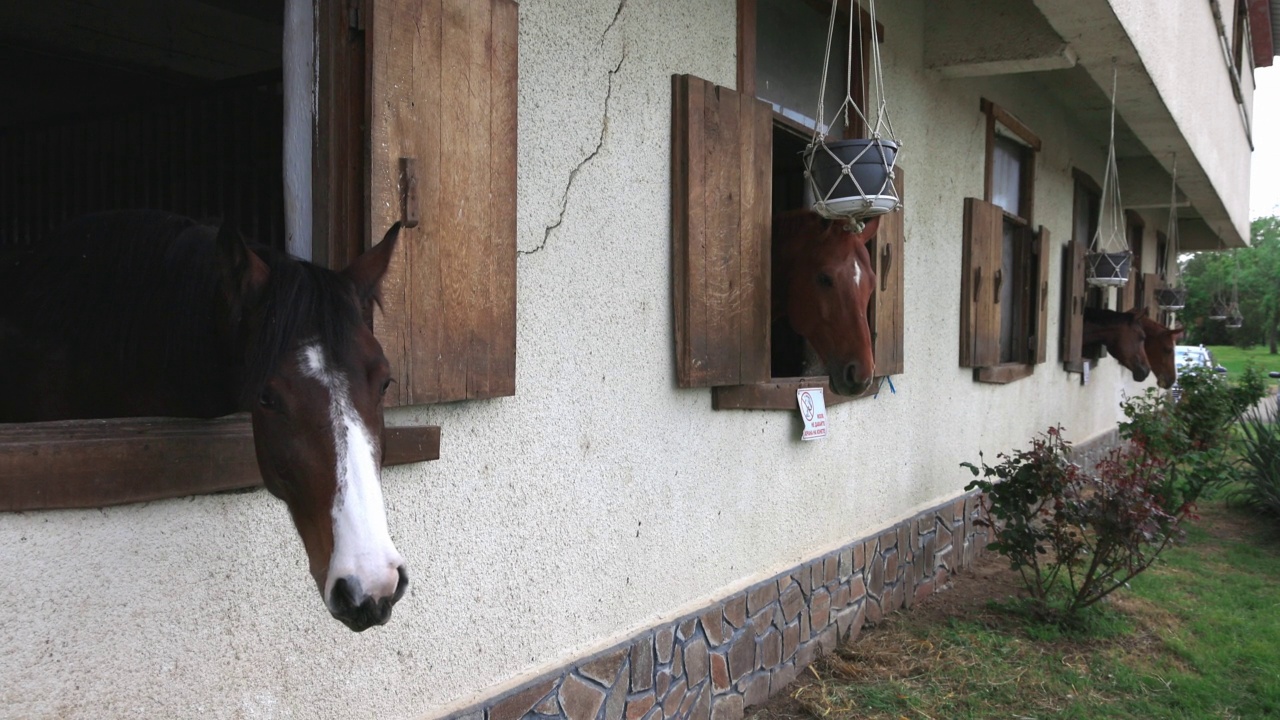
1141, 316, 1184, 389
772, 211, 881, 395
0, 210, 406, 631
1083, 306, 1151, 382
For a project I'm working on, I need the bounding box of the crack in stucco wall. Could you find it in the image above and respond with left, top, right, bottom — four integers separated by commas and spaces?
520, 14, 628, 257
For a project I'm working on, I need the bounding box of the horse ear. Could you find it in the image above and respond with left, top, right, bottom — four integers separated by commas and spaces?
344, 222, 401, 312
216, 219, 269, 308
1171, 326, 1186, 340
1134, 306, 1150, 319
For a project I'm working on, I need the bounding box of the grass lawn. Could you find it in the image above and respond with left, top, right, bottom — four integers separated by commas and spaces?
750, 503, 1280, 719
1207, 345, 1280, 388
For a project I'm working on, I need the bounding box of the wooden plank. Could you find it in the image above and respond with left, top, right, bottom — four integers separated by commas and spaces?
712, 377, 875, 410
1033, 226, 1051, 364
0, 416, 440, 512
736, 0, 757, 96
975, 363, 1036, 384
489, 0, 519, 397
738, 89, 773, 383
960, 197, 1002, 367
705, 80, 743, 385
872, 169, 905, 376
1060, 238, 1086, 368
315, 0, 368, 270
672, 74, 709, 386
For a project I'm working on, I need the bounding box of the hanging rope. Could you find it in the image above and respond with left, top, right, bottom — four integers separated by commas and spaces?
802, 0, 901, 221
1087, 61, 1131, 287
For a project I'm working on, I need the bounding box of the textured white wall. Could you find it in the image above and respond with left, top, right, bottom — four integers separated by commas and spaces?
0, 1, 1191, 718
1111, 0, 1252, 240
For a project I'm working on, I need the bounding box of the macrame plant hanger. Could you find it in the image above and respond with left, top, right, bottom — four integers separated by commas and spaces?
1086, 62, 1132, 288
1155, 154, 1187, 311
1208, 234, 1231, 320
802, 0, 901, 223
1225, 251, 1244, 328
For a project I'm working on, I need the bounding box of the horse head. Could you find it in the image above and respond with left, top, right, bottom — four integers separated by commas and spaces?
217, 221, 407, 632
774, 212, 881, 396
1083, 306, 1151, 383
1140, 316, 1185, 389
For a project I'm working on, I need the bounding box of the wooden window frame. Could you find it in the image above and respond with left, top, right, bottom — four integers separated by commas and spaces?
1062, 169, 1102, 373
698, 0, 899, 411
0, 0, 488, 513
961, 99, 1046, 384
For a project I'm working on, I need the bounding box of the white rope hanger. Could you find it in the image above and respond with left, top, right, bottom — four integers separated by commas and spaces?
802, 0, 901, 221
1086, 62, 1132, 288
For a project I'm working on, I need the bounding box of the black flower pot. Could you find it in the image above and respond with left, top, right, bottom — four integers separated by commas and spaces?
1154, 287, 1187, 311
806, 138, 899, 219
1085, 251, 1132, 288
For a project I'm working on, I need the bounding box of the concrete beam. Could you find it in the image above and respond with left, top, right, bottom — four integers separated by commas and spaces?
924, 0, 1078, 77
1117, 157, 1189, 210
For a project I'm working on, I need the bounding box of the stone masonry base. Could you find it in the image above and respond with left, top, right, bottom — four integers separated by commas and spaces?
440, 490, 993, 720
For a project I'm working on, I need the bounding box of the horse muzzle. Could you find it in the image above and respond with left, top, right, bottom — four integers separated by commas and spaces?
829, 361, 873, 397
1132, 366, 1151, 383
327, 565, 409, 631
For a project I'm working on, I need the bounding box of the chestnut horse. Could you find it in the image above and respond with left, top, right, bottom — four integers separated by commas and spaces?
773, 211, 881, 395
1083, 306, 1151, 383
1141, 316, 1185, 389
0, 210, 406, 631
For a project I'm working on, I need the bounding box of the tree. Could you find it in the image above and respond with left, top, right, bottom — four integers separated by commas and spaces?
1179, 216, 1280, 352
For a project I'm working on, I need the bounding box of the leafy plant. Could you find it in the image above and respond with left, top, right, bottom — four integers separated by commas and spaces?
1229, 409, 1280, 517
964, 427, 1189, 623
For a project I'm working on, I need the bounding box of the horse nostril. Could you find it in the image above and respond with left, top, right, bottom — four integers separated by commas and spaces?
393, 565, 409, 603
329, 576, 359, 616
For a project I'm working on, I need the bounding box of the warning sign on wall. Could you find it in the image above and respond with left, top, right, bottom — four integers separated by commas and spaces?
797, 387, 828, 441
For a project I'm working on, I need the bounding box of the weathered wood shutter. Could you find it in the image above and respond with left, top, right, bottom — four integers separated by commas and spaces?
671, 74, 773, 388
871, 169, 905, 376
959, 197, 1002, 368
367, 0, 518, 405
1032, 226, 1051, 364
1120, 267, 1137, 311
1060, 238, 1086, 367
1141, 273, 1162, 313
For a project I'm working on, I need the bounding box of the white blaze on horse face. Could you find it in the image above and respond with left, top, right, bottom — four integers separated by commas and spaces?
851, 258, 863, 289
299, 344, 403, 602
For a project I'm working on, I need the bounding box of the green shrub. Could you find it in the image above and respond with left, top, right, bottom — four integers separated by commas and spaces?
1230, 410, 1280, 517
963, 427, 1188, 624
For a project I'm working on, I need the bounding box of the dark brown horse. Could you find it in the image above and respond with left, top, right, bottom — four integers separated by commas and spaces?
1083, 306, 1151, 382
773, 211, 881, 395
1141, 316, 1185, 389
0, 210, 406, 631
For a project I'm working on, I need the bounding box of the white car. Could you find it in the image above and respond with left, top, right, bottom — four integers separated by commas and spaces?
1174, 345, 1214, 371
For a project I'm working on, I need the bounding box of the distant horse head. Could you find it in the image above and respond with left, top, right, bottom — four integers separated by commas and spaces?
0, 211, 406, 631
1140, 316, 1185, 389
773, 211, 881, 395
1083, 306, 1151, 382
219, 221, 407, 631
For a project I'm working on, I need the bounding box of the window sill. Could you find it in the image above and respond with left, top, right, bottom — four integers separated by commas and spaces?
0, 414, 440, 512
974, 363, 1035, 384
712, 376, 881, 410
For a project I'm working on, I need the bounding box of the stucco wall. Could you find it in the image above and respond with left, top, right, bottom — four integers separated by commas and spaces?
0, 1, 1184, 718
1112, 0, 1252, 240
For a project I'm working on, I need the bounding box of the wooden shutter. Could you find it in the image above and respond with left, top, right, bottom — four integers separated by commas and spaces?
959, 197, 1002, 368
1142, 272, 1162, 313
671, 74, 773, 388
871, 169, 905, 376
1120, 268, 1136, 311
367, 0, 518, 405
1032, 226, 1051, 364
1061, 238, 1086, 368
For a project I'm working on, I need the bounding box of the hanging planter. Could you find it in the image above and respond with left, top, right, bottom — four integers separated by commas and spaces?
1158, 154, 1185, 310
1086, 63, 1131, 289
1085, 251, 1132, 288
803, 0, 901, 221
1209, 298, 1230, 320
807, 138, 899, 217
1226, 313, 1244, 329
1154, 287, 1187, 311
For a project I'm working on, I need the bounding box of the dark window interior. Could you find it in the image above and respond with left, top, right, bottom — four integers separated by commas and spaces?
0, 0, 286, 250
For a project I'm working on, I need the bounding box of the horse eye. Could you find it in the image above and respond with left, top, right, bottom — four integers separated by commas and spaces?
259, 389, 277, 410
379, 378, 393, 396
817, 273, 835, 288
